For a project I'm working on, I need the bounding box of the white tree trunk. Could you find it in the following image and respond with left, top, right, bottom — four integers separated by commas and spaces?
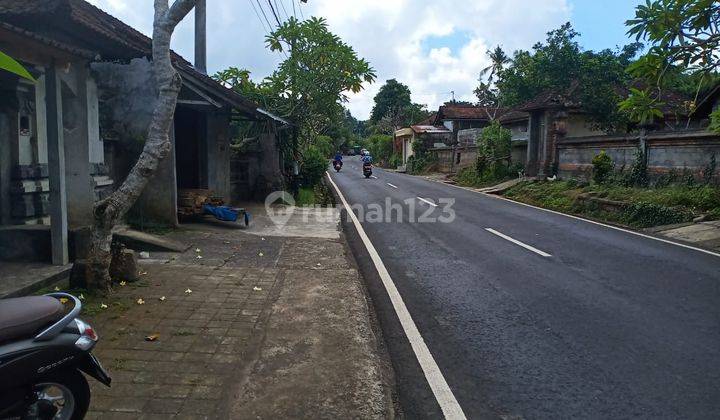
86, 0, 196, 292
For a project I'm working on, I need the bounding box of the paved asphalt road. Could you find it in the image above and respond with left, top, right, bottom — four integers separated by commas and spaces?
329, 156, 720, 419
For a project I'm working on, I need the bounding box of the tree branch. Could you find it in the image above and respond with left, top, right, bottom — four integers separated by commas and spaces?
166, 0, 197, 28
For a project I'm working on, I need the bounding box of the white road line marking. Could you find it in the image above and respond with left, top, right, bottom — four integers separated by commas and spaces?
417, 197, 438, 207
485, 228, 552, 257
432, 179, 720, 259
371, 175, 378, 179
387, 183, 398, 189
326, 172, 467, 420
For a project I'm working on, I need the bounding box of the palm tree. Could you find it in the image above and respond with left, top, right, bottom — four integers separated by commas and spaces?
478, 46, 512, 119
479, 46, 511, 85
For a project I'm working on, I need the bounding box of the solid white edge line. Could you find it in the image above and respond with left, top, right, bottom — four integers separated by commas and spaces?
387, 183, 398, 189
326, 172, 467, 420
485, 228, 552, 257
432, 179, 720, 259
417, 197, 438, 207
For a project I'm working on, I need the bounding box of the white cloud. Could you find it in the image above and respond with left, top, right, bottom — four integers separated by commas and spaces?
86, 0, 571, 119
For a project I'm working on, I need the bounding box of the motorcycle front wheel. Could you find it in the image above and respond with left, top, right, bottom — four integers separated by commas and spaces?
25, 370, 90, 420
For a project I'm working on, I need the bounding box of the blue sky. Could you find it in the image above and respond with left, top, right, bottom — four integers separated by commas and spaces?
89, 0, 648, 119
570, 0, 645, 51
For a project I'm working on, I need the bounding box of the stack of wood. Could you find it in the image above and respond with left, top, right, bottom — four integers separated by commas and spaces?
177, 189, 224, 217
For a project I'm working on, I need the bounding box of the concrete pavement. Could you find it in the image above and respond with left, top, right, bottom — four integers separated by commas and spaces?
331, 156, 720, 419
83, 204, 395, 419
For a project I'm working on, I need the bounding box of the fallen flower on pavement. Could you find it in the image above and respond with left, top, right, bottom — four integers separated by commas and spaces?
261, 237, 266, 241
119, 281, 126, 286
145, 334, 160, 342
253, 286, 262, 291
159, 296, 166, 301
195, 248, 201, 253
185, 289, 192, 294
54, 286, 60, 291
100, 303, 108, 309
136, 298, 145, 305
258, 252, 264, 257
196, 255, 203, 259
140, 271, 148, 276
79, 294, 85, 300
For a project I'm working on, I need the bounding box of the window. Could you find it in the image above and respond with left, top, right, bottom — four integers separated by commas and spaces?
19, 115, 31, 137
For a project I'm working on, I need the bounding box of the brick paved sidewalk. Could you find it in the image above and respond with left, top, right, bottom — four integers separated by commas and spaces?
82, 208, 393, 419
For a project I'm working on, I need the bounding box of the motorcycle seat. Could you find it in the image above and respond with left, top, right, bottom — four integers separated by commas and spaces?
0, 296, 64, 344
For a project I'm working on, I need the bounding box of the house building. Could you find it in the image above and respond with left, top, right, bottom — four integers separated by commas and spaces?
393, 124, 451, 168
519, 84, 720, 179
0, 0, 286, 267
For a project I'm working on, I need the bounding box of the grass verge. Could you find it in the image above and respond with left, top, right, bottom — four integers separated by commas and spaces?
501, 180, 720, 228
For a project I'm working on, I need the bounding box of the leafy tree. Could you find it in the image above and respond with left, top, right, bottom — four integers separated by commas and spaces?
625, 0, 720, 132
495, 23, 642, 131
264, 17, 376, 143
369, 79, 431, 132
86, 0, 197, 291
370, 79, 411, 123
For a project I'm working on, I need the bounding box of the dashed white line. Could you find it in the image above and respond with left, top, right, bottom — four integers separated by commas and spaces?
387, 183, 398, 189
485, 228, 552, 257
433, 179, 720, 259
417, 197, 438, 207
326, 172, 467, 420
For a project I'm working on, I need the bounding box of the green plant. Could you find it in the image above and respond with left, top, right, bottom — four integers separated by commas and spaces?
625, 148, 649, 187
591, 151, 613, 184
622, 202, 694, 228
300, 145, 327, 187
0, 50, 35, 81
703, 154, 716, 185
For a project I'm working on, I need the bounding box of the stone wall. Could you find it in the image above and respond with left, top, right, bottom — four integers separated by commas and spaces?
557, 130, 720, 179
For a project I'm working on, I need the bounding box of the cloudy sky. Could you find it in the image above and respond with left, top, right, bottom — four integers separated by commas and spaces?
88, 0, 644, 120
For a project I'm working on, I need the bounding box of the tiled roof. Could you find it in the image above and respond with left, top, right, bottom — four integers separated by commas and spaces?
437, 104, 496, 120
410, 125, 450, 134
0, 0, 280, 121
435, 104, 528, 123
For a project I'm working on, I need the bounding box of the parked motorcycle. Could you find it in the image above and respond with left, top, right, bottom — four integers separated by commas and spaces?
363, 162, 373, 178
333, 160, 342, 172
0, 293, 111, 420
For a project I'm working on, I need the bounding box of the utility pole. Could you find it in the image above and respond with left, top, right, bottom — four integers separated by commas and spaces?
194, 0, 207, 74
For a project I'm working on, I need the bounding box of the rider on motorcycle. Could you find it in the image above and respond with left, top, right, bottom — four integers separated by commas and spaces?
333, 151, 343, 168
361, 152, 373, 165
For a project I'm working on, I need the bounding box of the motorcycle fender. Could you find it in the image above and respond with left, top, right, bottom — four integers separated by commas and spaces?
78, 354, 112, 387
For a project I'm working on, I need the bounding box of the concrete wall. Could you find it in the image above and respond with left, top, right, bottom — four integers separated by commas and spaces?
93, 58, 177, 226
557, 130, 720, 179
565, 113, 605, 138
432, 145, 478, 173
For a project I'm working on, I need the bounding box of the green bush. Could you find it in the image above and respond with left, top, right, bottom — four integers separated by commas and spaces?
622, 202, 694, 228
366, 134, 393, 164
389, 153, 402, 168
625, 148, 649, 187
703, 154, 717, 185
300, 145, 328, 187
591, 151, 613, 184
314, 135, 335, 158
